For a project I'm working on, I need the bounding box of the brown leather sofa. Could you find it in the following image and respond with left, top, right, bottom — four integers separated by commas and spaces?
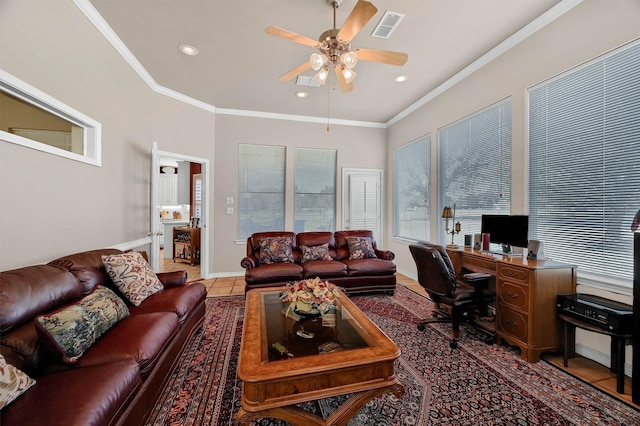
0, 248, 206, 426
241, 230, 396, 294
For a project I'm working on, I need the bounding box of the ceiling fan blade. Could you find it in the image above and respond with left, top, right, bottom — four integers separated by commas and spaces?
356, 48, 408, 66
337, 0, 378, 42
265, 26, 318, 47
279, 62, 312, 82
334, 66, 354, 93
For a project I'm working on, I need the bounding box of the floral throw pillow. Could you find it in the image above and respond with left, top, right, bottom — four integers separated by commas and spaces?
258, 236, 294, 265
102, 252, 164, 306
35, 286, 130, 364
300, 243, 333, 263
346, 236, 377, 260
0, 354, 35, 409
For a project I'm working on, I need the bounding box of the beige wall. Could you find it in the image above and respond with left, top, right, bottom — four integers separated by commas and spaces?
387, 0, 640, 363
213, 114, 387, 274
0, 0, 215, 270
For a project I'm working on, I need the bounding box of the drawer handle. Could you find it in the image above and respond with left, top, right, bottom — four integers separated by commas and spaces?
505, 319, 518, 327
505, 291, 519, 299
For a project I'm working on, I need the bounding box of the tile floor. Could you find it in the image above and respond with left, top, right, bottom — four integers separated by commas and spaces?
158, 254, 635, 408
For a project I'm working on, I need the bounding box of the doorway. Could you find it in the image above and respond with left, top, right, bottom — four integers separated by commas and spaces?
151, 143, 209, 280
342, 168, 383, 247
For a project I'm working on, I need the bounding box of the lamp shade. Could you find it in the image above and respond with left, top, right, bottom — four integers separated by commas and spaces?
314, 66, 329, 84
310, 53, 326, 71
441, 206, 453, 219
341, 51, 358, 69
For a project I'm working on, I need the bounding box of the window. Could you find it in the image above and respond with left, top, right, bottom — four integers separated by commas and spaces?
438, 98, 512, 243
238, 144, 285, 239
529, 40, 640, 286
294, 148, 336, 233
0, 69, 101, 166
393, 135, 430, 241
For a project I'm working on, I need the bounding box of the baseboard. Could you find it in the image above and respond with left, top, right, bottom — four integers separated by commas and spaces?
575, 342, 633, 378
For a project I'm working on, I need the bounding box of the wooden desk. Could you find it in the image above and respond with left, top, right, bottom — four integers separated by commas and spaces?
447, 248, 577, 362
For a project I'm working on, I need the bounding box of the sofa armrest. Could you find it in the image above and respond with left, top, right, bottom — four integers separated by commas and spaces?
375, 249, 395, 261
157, 270, 188, 288
241, 256, 257, 270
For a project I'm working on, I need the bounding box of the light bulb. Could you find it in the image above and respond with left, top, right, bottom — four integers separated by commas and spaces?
341, 51, 358, 69
314, 66, 329, 84
310, 53, 326, 71
342, 67, 357, 84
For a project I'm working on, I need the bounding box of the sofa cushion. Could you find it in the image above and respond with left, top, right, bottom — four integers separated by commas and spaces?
129, 283, 206, 325
0, 359, 141, 426
258, 236, 295, 265
302, 260, 348, 279
300, 243, 333, 263
102, 252, 164, 306
342, 258, 397, 277
346, 236, 377, 259
35, 286, 130, 364
48, 248, 122, 295
76, 312, 179, 377
245, 262, 303, 285
0, 265, 82, 334
0, 354, 35, 409
1, 322, 51, 375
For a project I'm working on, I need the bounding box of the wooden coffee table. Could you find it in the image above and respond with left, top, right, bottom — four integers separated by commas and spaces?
236, 288, 404, 425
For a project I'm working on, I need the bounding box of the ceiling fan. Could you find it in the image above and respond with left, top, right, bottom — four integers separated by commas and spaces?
265, 0, 408, 93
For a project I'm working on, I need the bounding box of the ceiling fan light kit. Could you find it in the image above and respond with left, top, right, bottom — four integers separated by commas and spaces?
266, 0, 408, 93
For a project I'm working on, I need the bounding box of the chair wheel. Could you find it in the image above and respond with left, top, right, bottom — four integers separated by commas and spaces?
449, 340, 458, 349
417, 324, 425, 331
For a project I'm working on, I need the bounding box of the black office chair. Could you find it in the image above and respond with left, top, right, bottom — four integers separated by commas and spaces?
409, 243, 494, 348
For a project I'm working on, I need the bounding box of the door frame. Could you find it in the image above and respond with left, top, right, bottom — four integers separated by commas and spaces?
341, 168, 384, 247
151, 142, 210, 277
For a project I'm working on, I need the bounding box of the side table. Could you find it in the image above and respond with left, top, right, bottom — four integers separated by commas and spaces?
558, 313, 632, 394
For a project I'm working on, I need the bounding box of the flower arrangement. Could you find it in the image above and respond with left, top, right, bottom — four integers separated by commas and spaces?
280, 277, 340, 315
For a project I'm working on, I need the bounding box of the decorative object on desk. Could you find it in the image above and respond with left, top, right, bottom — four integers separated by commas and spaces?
473, 233, 482, 250
442, 204, 461, 248
482, 232, 490, 251
280, 277, 340, 318
527, 239, 545, 260
464, 234, 473, 247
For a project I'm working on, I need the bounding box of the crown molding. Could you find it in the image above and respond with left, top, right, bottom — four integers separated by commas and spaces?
74, 0, 583, 129
386, 0, 584, 127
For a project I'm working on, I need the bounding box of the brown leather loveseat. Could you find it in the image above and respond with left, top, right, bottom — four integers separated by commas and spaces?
241, 230, 396, 294
0, 248, 206, 426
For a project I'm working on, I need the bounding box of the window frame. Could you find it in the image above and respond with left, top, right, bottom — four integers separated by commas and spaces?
393, 134, 431, 241
438, 98, 512, 246
0, 69, 101, 167
293, 147, 337, 233
237, 143, 286, 240
527, 39, 640, 292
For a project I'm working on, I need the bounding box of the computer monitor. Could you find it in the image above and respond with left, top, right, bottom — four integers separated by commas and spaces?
481, 214, 529, 253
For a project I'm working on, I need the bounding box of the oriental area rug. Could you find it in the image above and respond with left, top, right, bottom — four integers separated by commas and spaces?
146, 286, 638, 425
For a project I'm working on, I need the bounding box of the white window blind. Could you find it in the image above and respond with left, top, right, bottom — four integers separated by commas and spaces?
438, 98, 512, 242
294, 148, 336, 233
529, 39, 640, 285
238, 144, 285, 239
393, 135, 430, 241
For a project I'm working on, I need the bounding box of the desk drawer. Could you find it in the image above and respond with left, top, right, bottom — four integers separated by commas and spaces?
497, 307, 528, 342
461, 256, 496, 274
497, 281, 529, 311
498, 265, 530, 284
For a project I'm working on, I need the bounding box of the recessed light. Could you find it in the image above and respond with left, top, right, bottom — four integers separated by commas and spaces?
395, 75, 408, 83
295, 91, 309, 98
179, 44, 199, 56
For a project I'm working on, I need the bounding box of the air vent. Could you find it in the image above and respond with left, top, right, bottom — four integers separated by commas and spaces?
371, 11, 405, 39
295, 75, 321, 87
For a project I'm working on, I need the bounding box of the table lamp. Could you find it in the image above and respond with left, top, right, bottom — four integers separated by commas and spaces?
442, 204, 461, 248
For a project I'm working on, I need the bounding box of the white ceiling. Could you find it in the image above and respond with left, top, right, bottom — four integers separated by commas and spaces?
88, 0, 565, 124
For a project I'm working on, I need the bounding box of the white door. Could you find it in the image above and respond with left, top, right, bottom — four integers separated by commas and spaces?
342, 169, 383, 246
150, 142, 162, 271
